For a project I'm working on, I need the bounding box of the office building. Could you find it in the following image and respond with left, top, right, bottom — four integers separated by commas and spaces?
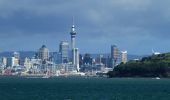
7, 56, 19, 67
38, 45, 49, 61
74, 48, 79, 71
52, 52, 62, 64
59, 41, 69, 63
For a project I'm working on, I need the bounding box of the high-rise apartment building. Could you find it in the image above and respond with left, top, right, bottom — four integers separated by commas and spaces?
111, 45, 119, 68
121, 51, 127, 64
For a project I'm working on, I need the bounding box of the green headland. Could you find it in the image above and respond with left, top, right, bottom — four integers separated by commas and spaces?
108, 53, 170, 78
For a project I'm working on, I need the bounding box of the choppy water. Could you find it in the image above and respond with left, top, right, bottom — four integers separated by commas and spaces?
0, 76, 170, 100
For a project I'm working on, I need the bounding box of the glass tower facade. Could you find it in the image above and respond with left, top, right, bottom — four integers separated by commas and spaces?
59, 41, 69, 63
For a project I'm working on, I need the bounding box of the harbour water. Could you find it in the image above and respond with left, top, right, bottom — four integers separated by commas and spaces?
0, 76, 170, 100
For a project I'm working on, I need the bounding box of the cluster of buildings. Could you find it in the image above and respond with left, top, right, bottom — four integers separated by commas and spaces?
0, 21, 128, 76
110, 45, 127, 67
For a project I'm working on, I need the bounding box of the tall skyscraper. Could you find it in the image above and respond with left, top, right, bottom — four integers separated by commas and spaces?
121, 51, 127, 64
38, 45, 49, 61
59, 41, 69, 63
111, 45, 119, 68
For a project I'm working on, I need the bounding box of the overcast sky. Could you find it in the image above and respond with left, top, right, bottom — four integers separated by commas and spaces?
0, 0, 170, 55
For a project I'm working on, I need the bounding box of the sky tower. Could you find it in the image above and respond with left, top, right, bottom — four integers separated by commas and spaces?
70, 18, 79, 72
70, 18, 77, 49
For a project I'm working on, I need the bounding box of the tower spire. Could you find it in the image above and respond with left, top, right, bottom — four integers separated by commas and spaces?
71, 16, 75, 32
72, 16, 74, 26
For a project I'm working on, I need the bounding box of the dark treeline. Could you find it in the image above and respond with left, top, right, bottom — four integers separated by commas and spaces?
107, 53, 170, 78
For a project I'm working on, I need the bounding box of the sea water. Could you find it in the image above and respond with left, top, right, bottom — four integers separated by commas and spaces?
0, 76, 170, 100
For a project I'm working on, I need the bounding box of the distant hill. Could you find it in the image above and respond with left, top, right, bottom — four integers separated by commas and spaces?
83, 53, 143, 61
108, 53, 170, 78
0, 51, 36, 59
0, 51, 143, 61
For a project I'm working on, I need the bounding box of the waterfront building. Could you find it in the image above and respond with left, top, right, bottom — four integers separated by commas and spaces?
1, 57, 7, 67
7, 57, 19, 67
38, 45, 49, 61
59, 41, 69, 63
83, 54, 93, 65
24, 57, 31, 71
28, 58, 42, 74
121, 51, 127, 64
111, 45, 119, 68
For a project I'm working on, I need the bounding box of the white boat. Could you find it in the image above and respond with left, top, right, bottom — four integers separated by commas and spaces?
55, 70, 60, 76
42, 75, 50, 78
155, 77, 160, 79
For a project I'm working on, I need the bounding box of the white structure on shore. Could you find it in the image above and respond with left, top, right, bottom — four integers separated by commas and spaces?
152, 49, 160, 55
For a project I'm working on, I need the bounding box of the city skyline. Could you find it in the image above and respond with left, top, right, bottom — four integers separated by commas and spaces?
0, 0, 170, 55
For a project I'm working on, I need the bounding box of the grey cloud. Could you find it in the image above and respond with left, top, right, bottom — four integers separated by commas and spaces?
0, 0, 170, 54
